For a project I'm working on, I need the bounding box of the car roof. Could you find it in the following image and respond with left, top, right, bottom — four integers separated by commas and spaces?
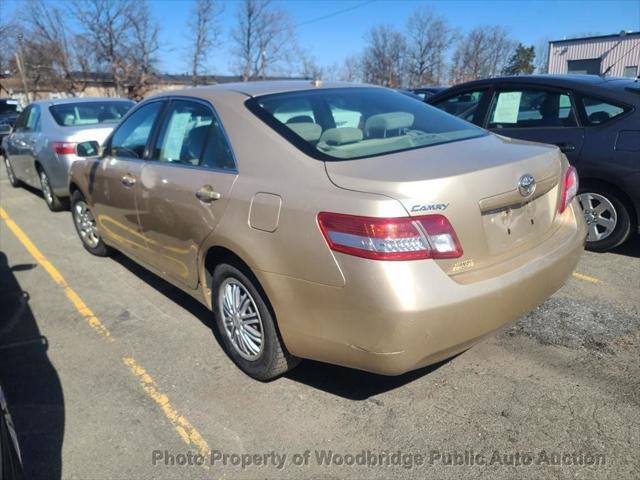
444, 74, 638, 92
150, 80, 379, 99
31, 97, 134, 107
429, 74, 640, 104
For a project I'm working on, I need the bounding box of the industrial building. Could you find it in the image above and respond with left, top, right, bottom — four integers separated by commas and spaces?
548, 31, 640, 77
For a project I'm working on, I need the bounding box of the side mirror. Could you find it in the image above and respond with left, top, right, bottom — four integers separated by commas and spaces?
0, 124, 12, 135
76, 140, 102, 158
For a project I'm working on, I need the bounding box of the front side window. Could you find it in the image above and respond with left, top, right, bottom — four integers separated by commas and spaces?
488, 90, 577, 128
247, 88, 485, 161
432, 90, 485, 123
111, 101, 164, 159
581, 96, 627, 125
50, 101, 133, 127
14, 106, 31, 132
153, 100, 235, 170
623, 66, 638, 78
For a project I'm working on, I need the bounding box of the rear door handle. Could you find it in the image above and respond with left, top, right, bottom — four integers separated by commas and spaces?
557, 143, 576, 153
121, 174, 136, 187
195, 185, 221, 203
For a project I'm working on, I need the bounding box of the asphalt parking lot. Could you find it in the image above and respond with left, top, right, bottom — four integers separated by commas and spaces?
0, 166, 638, 480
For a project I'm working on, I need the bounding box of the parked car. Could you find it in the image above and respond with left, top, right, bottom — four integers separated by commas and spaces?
411, 86, 448, 100
2, 97, 134, 211
68, 82, 585, 380
0, 99, 22, 151
0, 384, 23, 480
428, 75, 640, 251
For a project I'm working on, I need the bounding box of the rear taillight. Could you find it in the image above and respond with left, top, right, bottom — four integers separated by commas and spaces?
51, 141, 77, 155
559, 166, 579, 213
317, 212, 463, 261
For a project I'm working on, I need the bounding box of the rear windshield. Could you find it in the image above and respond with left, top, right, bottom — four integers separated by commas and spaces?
0, 100, 22, 114
246, 87, 485, 160
49, 101, 134, 127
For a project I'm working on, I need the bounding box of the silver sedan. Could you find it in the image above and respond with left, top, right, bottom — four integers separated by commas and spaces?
2, 97, 133, 210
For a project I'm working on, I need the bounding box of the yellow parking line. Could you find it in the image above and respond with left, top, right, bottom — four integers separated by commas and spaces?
123, 357, 210, 457
572, 272, 601, 284
0, 206, 210, 458
0, 207, 112, 340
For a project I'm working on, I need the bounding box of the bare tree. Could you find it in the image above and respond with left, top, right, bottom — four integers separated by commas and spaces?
404, 8, 455, 87
361, 25, 405, 87
535, 37, 551, 73
71, 0, 133, 96
188, 0, 222, 85
297, 51, 324, 80
231, 0, 295, 81
449, 26, 515, 84
126, 0, 160, 100
22, 0, 90, 95
70, 0, 160, 98
339, 55, 362, 82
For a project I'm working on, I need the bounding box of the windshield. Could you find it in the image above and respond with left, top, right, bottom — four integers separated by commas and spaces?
246, 87, 485, 160
49, 101, 134, 127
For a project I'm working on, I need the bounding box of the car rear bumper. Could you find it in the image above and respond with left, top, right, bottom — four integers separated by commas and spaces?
260, 203, 587, 375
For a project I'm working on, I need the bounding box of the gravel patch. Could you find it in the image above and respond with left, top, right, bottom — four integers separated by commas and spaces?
502, 297, 640, 352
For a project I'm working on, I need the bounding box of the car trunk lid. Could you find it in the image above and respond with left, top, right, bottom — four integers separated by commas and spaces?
324, 134, 566, 279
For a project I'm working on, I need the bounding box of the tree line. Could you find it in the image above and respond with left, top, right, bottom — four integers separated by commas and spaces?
0, 0, 542, 101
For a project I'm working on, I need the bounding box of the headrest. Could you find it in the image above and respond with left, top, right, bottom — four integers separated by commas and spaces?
540, 95, 559, 118
287, 122, 322, 142
286, 115, 314, 124
319, 127, 363, 146
365, 112, 414, 133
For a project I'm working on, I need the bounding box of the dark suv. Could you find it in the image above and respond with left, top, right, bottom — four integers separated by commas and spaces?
428, 75, 640, 252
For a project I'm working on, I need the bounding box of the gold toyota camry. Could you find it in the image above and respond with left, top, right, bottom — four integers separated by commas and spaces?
68, 81, 586, 380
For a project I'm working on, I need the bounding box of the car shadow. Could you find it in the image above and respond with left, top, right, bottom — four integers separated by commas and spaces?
611, 235, 640, 258
110, 252, 449, 399
284, 358, 452, 400
0, 252, 65, 480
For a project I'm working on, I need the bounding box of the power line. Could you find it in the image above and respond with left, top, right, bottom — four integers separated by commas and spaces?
295, 0, 376, 28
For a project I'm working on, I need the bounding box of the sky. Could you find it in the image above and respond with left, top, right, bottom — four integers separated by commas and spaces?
2, 0, 639, 75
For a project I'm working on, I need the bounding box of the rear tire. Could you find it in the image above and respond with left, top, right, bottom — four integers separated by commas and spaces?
38, 167, 67, 211
70, 190, 111, 257
578, 185, 633, 252
3, 154, 21, 188
212, 262, 299, 381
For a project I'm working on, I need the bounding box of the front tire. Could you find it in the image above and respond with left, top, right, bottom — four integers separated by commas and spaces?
71, 190, 110, 257
577, 186, 633, 252
3, 154, 21, 187
212, 262, 299, 380
38, 168, 67, 211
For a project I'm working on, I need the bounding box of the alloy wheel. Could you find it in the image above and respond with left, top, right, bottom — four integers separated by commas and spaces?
73, 200, 100, 248
218, 278, 264, 361
4, 157, 16, 184
578, 192, 617, 242
40, 170, 54, 206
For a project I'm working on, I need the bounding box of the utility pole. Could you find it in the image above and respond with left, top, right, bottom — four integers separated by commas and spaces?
15, 33, 31, 103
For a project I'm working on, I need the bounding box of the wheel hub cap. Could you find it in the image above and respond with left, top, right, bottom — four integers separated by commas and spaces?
577, 192, 617, 242
218, 279, 264, 361
73, 201, 100, 248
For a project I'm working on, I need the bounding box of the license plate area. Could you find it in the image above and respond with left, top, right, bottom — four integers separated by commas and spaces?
481, 195, 554, 255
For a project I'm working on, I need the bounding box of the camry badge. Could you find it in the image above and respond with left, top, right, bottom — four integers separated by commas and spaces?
518, 174, 536, 197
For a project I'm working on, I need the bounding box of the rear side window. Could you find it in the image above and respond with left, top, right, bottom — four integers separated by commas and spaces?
581, 97, 627, 125
153, 100, 235, 170
49, 101, 133, 126
247, 88, 485, 161
432, 90, 485, 122
488, 90, 577, 128
111, 102, 163, 159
